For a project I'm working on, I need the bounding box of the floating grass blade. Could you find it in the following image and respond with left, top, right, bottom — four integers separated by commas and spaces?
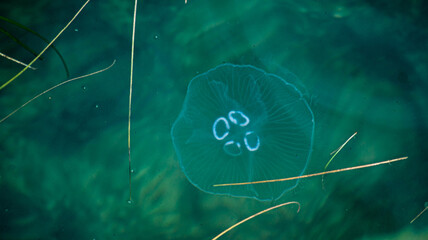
0, 0, 90, 91
325, 132, 357, 170
322, 132, 358, 188
127, 0, 138, 203
0, 60, 115, 124
0, 52, 37, 70
410, 202, 428, 224
0, 16, 69, 77
214, 157, 408, 187
211, 201, 300, 240
0, 26, 42, 59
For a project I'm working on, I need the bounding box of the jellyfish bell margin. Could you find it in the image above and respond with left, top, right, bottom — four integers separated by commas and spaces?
171, 63, 315, 201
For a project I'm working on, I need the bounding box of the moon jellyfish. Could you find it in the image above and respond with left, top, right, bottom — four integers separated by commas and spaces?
171, 63, 314, 201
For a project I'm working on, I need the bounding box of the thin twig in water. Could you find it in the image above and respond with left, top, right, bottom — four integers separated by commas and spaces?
410, 203, 428, 224
325, 132, 357, 169
322, 132, 357, 189
127, 0, 138, 203
0, 52, 37, 70
213, 157, 408, 187
0, 0, 91, 91
0, 16, 70, 77
0, 60, 116, 124
211, 201, 300, 240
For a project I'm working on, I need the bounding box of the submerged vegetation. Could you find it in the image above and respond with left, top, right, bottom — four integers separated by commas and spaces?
0, 0, 427, 239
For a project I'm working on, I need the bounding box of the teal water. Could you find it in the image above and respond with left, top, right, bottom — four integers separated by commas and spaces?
0, 0, 427, 239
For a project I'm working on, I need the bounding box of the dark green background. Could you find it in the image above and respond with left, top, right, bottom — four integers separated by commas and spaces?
0, 0, 427, 239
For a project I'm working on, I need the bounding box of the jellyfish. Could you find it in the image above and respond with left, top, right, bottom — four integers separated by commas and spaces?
171, 63, 314, 201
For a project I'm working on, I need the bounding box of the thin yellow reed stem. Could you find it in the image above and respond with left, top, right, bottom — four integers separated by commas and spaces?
0, 60, 116, 124
410, 205, 428, 224
0, 0, 91, 91
214, 157, 408, 187
0, 52, 37, 70
211, 201, 300, 240
127, 0, 138, 203
325, 132, 357, 169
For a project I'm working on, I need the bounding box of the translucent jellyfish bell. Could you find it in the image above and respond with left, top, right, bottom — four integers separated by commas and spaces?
171, 63, 314, 201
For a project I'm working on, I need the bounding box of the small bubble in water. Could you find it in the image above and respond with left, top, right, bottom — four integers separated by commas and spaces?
131, 169, 135, 173
48, 96, 52, 100
82, 85, 87, 90
74, 28, 79, 32
95, 104, 99, 109
154, 35, 159, 40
